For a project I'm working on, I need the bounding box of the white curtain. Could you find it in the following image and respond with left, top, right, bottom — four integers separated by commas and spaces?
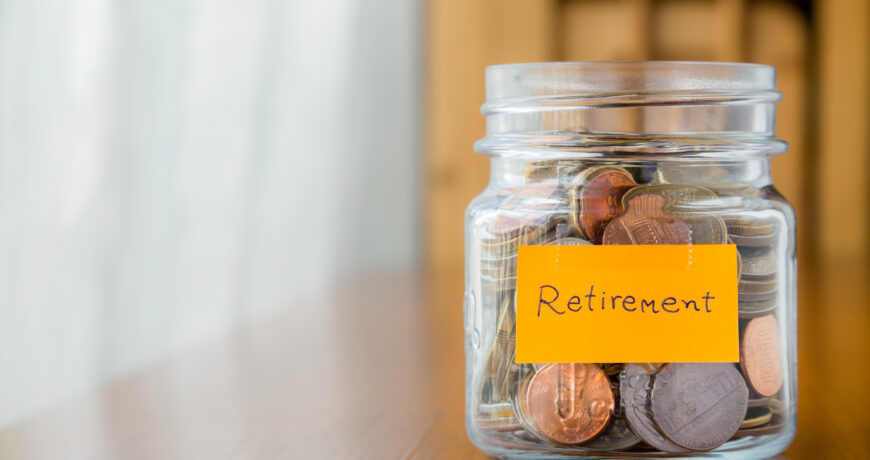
0, 0, 420, 427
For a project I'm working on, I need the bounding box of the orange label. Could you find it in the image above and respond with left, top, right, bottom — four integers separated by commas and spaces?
516, 244, 738, 363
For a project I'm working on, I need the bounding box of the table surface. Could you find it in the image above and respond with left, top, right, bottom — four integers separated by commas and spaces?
0, 259, 867, 459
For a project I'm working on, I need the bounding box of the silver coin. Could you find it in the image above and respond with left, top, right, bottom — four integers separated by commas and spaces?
738, 297, 778, 319
729, 233, 778, 247
650, 363, 749, 451
739, 246, 777, 279
581, 417, 642, 451
545, 237, 592, 246
620, 364, 691, 453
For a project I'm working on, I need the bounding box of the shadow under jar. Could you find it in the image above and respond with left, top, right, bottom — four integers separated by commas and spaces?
464, 62, 796, 459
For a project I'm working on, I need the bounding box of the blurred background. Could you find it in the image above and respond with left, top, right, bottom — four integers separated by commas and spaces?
0, 0, 867, 434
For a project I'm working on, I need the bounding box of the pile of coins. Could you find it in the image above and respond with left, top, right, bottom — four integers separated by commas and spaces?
473, 162, 787, 454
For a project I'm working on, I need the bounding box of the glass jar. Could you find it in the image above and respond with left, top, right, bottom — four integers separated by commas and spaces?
464, 62, 796, 459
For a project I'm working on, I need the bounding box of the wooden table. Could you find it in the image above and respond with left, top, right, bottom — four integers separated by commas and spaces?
0, 260, 867, 459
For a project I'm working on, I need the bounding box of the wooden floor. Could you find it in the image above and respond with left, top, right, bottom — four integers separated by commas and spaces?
0, 259, 866, 459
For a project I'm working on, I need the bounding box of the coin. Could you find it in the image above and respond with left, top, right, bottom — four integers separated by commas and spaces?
729, 233, 778, 247
684, 214, 728, 244
621, 184, 718, 210
739, 296, 777, 318
650, 363, 749, 451
739, 290, 778, 303
523, 363, 614, 445
748, 397, 771, 408
739, 246, 777, 279
740, 405, 773, 429
739, 278, 778, 295
602, 194, 692, 245
725, 216, 777, 237
581, 417, 642, 451
622, 185, 726, 244
620, 363, 692, 454
546, 237, 592, 246
740, 315, 784, 397
476, 402, 522, 432
733, 412, 786, 438
655, 164, 729, 185
574, 168, 637, 243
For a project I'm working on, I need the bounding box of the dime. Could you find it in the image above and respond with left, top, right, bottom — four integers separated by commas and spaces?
581, 417, 642, 451
523, 363, 614, 445
650, 363, 749, 451
620, 363, 691, 453
602, 194, 692, 245
740, 315, 784, 397
740, 406, 773, 429
574, 168, 637, 243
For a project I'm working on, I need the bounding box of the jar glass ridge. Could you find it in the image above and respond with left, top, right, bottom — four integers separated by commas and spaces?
464, 62, 796, 459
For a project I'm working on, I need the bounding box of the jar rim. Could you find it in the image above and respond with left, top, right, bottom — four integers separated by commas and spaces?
485, 61, 776, 101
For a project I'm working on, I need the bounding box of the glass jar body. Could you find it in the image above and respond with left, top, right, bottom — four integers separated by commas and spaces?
463, 155, 797, 459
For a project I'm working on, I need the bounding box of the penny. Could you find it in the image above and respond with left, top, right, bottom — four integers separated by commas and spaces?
622, 185, 726, 244
575, 168, 637, 243
740, 315, 784, 397
740, 246, 777, 279
621, 184, 718, 210
620, 363, 691, 454
581, 417, 642, 451
650, 363, 749, 451
602, 194, 692, 245
523, 363, 614, 445
740, 406, 773, 429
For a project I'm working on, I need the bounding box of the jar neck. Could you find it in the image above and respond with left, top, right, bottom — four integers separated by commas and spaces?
488, 156, 773, 190
476, 62, 786, 160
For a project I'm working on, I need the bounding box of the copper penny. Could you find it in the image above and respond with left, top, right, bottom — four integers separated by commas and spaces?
602, 194, 692, 245
524, 363, 614, 445
650, 363, 749, 451
740, 315, 784, 397
576, 169, 637, 243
